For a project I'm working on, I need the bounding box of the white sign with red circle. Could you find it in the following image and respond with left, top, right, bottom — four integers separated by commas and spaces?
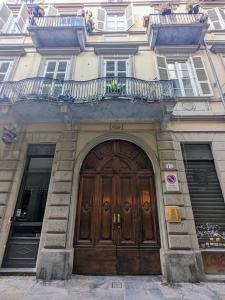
164, 172, 179, 192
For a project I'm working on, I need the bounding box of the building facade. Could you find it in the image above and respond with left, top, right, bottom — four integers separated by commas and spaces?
0, 0, 225, 282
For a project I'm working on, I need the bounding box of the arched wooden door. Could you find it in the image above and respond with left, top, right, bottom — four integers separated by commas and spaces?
74, 140, 161, 275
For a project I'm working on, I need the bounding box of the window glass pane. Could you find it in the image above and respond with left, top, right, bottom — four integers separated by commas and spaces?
0, 74, 5, 82
118, 72, 126, 77
185, 89, 194, 97
106, 61, 115, 72
56, 73, 65, 81
46, 62, 56, 72
29, 157, 53, 171
0, 62, 10, 73
168, 64, 177, 79
58, 61, 67, 72
106, 72, 115, 77
7, 21, 20, 34
107, 16, 115, 21
117, 15, 124, 21
182, 78, 192, 89
118, 61, 126, 71
45, 72, 54, 79
174, 89, 182, 97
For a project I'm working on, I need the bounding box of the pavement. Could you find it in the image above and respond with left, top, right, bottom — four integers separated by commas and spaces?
0, 276, 225, 300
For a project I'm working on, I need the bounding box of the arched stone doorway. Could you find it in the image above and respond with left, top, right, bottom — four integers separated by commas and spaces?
73, 140, 161, 275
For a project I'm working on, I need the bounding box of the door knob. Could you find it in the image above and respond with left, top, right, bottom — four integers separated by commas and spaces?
117, 213, 121, 224
113, 213, 116, 224
117, 213, 121, 228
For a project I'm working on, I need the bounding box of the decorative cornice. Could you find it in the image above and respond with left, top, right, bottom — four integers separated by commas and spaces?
155, 45, 200, 54
210, 42, 225, 53
0, 45, 26, 56
172, 115, 225, 121
37, 47, 81, 55
94, 45, 138, 55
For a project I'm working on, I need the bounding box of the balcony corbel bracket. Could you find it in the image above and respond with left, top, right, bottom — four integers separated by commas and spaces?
60, 103, 73, 130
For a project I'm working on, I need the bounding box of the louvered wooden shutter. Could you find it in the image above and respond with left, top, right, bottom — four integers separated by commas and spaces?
156, 55, 169, 80
0, 2, 12, 33
190, 56, 213, 97
46, 5, 59, 16
95, 8, 106, 31
125, 4, 134, 30
207, 8, 224, 30
182, 144, 225, 245
15, 3, 29, 33
219, 9, 225, 23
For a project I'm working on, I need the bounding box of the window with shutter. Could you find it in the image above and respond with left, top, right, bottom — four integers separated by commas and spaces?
0, 2, 13, 33
156, 55, 211, 97
208, 8, 225, 30
125, 4, 134, 30
45, 5, 59, 16
190, 56, 213, 97
15, 3, 29, 33
95, 8, 106, 31
167, 61, 197, 97
156, 55, 169, 81
0, 60, 13, 82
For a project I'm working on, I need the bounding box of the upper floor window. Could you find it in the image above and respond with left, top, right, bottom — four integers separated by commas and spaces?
41, 59, 71, 95
43, 60, 70, 81
167, 62, 196, 97
95, 5, 134, 32
0, 60, 13, 82
156, 55, 213, 97
0, 2, 29, 34
104, 59, 129, 77
106, 14, 125, 31
208, 8, 225, 30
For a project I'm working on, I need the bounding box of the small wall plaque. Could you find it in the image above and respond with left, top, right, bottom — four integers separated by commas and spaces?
165, 206, 181, 223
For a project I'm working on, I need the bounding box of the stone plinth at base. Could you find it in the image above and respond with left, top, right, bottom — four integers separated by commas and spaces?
36, 249, 73, 280
160, 249, 206, 283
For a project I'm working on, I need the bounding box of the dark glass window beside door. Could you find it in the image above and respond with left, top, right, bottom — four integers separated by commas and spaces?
3, 145, 55, 268
13, 157, 53, 238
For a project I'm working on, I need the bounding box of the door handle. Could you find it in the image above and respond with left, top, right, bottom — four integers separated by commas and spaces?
117, 213, 121, 228
113, 213, 117, 224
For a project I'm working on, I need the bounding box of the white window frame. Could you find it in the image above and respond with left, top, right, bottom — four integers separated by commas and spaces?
6, 18, 20, 34
167, 60, 198, 97
103, 58, 130, 77
106, 14, 126, 31
0, 59, 14, 82
43, 60, 71, 81
40, 58, 71, 96
208, 8, 225, 30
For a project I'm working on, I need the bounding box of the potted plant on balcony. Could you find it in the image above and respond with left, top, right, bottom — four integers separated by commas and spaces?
107, 80, 126, 95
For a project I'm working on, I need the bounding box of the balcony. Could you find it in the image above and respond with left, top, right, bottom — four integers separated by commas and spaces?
0, 77, 175, 123
147, 13, 209, 51
28, 16, 87, 52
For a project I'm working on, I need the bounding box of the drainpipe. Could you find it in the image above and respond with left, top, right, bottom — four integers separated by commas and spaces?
203, 40, 225, 107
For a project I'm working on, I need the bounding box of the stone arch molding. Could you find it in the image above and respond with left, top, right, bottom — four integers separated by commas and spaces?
67, 132, 168, 252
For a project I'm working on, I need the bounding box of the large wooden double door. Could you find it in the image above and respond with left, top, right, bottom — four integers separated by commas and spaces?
74, 140, 161, 275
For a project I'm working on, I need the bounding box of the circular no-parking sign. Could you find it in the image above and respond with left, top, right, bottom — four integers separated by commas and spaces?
166, 174, 177, 184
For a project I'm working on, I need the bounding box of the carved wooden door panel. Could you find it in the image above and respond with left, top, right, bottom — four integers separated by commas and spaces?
74, 140, 161, 275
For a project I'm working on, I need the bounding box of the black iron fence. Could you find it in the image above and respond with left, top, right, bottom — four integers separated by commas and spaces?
0, 77, 175, 104
30, 16, 85, 28
148, 13, 204, 26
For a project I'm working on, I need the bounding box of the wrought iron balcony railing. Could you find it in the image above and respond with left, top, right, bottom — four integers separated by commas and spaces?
0, 77, 175, 104
148, 13, 205, 26
30, 16, 85, 28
